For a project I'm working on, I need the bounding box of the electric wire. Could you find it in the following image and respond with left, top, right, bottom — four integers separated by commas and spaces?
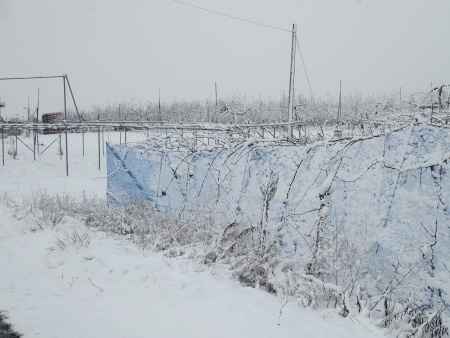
295, 36, 317, 112
173, 0, 290, 32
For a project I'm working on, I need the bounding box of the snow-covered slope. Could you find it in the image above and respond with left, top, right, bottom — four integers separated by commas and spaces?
107, 120, 450, 310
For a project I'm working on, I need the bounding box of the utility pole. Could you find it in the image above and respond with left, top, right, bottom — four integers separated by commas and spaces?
287, 24, 297, 137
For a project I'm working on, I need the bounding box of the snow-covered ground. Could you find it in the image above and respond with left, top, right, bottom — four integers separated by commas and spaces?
0, 131, 387, 337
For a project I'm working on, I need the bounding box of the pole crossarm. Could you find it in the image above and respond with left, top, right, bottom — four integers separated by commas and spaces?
0, 76, 65, 81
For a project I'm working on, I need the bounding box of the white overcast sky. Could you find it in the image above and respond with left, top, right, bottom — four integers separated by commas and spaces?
0, 0, 449, 118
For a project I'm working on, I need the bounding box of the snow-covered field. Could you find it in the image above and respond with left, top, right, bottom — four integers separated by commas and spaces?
0, 131, 388, 337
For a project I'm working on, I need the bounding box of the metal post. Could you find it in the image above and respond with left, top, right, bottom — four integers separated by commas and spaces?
98, 114, 101, 170
15, 127, 18, 154
119, 104, 122, 145
33, 130, 36, 160
59, 133, 62, 160
37, 88, 40, 154
431, 103, 434, 124
102, 128, 105, 156
82, 130, 85, 156
158, 89, 161, 122
64, 77, 68, 176
215, 82, 218, 106
124, 115, 127, 142
338, 80, 342, 125
1, 126, 4, 166
26, 96, 30, 137
145, 101, 148, 121
287, 24, 297, 137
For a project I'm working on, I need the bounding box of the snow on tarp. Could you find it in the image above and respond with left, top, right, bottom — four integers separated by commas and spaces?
107, 120, 450, 306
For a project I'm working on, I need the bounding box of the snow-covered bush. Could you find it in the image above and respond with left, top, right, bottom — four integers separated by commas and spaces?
8, 137, 17, 159
20, 184, 449, 337
24, 191, 220, 256
50, 228, 92, 251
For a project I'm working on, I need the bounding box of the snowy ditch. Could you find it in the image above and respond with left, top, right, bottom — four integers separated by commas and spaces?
107, 118, 450, 336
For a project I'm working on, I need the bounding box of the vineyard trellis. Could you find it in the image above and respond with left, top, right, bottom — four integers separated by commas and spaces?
1, 82, 450, 178
2, 96, 450, 176
0, 119, 309, 175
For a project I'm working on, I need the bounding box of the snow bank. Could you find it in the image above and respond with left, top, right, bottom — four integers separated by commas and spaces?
107, 121, 450, 308
0, 203, 387, 338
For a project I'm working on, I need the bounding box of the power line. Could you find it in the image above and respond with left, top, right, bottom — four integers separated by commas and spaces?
173, 0, 290, 32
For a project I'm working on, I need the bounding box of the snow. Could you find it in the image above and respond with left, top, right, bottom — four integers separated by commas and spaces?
107, 122, 450, 315
0, 131, 387, 337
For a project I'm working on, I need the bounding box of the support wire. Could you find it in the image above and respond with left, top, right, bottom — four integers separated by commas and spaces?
295, 36, 317, 113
